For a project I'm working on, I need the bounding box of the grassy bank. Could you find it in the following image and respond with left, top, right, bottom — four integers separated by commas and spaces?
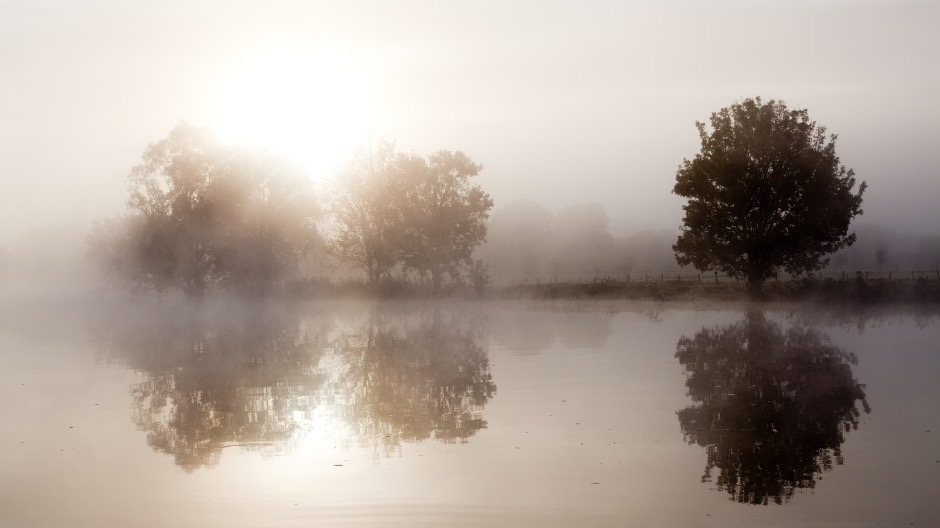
498, 277, 940, 304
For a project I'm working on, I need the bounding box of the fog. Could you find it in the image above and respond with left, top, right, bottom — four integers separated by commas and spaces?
2, 0, 939, 265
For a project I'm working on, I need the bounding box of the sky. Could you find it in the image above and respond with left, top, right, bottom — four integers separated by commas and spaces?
2, 0, 938, 247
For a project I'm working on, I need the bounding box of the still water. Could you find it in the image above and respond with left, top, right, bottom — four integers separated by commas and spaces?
1, 298, 938, 527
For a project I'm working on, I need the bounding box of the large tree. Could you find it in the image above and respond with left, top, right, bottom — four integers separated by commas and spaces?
673, 97, 866, 296
401, 150, 493, 289
330, 139, 416, 284
89, 123, 320, 295
331, 143, 492, 289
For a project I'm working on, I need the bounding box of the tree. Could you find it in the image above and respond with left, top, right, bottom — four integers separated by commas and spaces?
330, 139, 414, 284
550, 202, 614, 278
210, 149, 322, 294
401, 150, 493, 289
476, 200, 554, 280
331, 144, 493, 289
124, 122, 220, 294
673, 97, 866, 297
875, 246, 887, 271
89, 123, 320, 295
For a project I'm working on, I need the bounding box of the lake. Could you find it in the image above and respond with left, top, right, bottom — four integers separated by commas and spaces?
1, 297, 938, 527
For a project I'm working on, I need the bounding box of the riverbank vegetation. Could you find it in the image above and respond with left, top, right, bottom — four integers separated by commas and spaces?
498, 275, 940, 304
0, 99, 923, 304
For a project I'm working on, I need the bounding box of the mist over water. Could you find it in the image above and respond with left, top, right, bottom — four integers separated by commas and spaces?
2, 297, 939, 526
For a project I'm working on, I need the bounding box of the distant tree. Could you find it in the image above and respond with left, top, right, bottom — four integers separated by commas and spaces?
477, 200, 554, 280
673, 97, 866, 297
330, 139, 413, 284
550, 203, 614, 278
467, 259, 491, 296
88, 215, 162, 292
89, 123, 320, 295
401, 150, 493, 289
875, 246, 887, 271
916, 236, 940, 268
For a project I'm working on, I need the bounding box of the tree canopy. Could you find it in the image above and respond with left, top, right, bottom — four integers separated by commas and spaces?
89, 123, 320, 295
673, 97, 866, 296
400, 150, 493, 289
331, 140, 492, 288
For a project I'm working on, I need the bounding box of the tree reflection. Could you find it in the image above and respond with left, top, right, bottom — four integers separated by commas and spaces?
323, 308, 495, 453
95, 304, 323, 471
93, 302, 495, 470
676, 313, 870, 504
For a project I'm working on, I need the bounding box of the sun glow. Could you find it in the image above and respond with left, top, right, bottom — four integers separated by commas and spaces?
211, 49, 370, 182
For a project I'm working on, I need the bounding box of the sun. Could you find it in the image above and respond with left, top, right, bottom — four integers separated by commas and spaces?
210, 49, 369, 183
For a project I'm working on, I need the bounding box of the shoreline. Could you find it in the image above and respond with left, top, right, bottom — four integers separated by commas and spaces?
494, 277, 940, 304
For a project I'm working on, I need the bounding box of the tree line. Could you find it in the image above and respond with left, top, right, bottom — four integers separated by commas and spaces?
89, 97, 870, 298
89, 124, 492, 296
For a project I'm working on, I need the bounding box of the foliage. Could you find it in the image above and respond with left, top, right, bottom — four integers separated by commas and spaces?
400, 150, 493, 288
673, 97, 866, 297
550, 203, 615, 276
466, 259, 491, 296
89, 123, 320, 295
478, 200, 633, 281
476, 200, 554, 279
330, 139, 412, 284
331, 142, 492, 288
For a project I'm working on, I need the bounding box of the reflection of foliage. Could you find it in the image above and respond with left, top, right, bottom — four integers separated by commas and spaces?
676, 313, 869, 505
94, 302, 495, 470
325, 309, 496, 452
96, 304, 322, 471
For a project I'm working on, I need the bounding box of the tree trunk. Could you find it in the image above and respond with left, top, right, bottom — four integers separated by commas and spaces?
745, 270, 766, 300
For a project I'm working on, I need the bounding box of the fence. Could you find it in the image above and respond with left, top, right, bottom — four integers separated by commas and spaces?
496, 268, 940, 286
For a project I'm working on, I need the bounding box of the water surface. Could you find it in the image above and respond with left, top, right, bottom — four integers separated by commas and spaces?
1, 298, 938, 527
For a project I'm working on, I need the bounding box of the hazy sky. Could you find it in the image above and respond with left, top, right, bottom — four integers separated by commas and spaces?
2, 0, 938, 247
